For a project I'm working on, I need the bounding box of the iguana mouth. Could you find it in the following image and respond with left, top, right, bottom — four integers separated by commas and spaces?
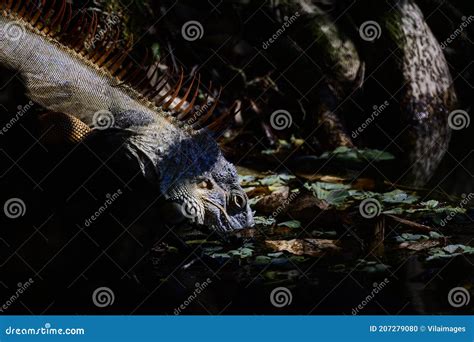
202, 197, 234, 232
164, 186, 248, 233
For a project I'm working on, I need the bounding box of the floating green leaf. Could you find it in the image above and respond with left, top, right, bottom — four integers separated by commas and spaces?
268, 252, 284, 258
426, 244, 474, 261
254, 255, 272, 264
229, 247, 254, 259
259, 174, 296, 186
325, 189, 351, 206
382, 189, 418, 204
254, 216, 276, 226
277, 220, 302, 229
318, 147, 395, 162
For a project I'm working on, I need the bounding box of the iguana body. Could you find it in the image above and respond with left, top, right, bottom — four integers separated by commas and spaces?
0, 1, 254, 233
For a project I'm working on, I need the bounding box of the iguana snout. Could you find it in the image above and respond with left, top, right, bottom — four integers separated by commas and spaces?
165, 171, 254, 233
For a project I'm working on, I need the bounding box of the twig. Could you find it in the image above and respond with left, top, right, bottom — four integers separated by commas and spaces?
384, 214, 433, 232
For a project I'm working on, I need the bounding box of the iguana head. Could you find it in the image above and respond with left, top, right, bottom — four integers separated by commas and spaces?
164, 153, 254, 233
115, 110, 254, 234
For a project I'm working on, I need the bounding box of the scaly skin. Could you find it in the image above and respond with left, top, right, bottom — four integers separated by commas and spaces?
38, 112, 92, 145
0, 5, 254, 233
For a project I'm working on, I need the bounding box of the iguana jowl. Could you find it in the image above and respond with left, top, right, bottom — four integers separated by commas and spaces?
0, 0, 254, 233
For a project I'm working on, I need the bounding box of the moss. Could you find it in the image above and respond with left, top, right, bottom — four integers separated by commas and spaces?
383, 9, 407, 50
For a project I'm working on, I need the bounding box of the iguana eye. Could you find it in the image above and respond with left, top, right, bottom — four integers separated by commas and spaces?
197, 179, 213, 189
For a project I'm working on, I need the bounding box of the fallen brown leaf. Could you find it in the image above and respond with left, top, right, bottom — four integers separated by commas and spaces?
399, 239, 442, 251
287, 192, 330, 220
254, 186, 290, 215
265, 238, 341, 257
245, 186, 272, 198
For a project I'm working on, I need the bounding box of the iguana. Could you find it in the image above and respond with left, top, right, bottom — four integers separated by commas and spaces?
0, 0, 254, 233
